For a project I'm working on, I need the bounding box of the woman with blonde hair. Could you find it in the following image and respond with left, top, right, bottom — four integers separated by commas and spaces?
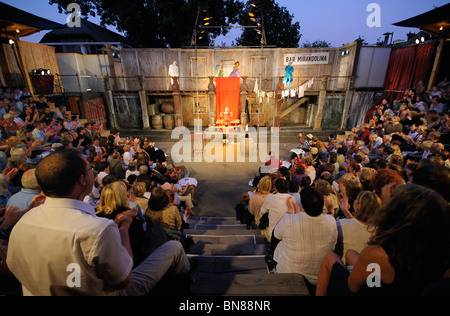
132, 181, 149, 212
248, 176, 272, 227
96, 181, 145, 261
335, 190, 382, 263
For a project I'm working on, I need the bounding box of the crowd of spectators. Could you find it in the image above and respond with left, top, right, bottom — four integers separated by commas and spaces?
1, 80, 449, 296
0, 85, 197, 295
237, 82, 450, 295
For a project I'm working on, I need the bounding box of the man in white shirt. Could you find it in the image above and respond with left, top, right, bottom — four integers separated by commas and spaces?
260, 179, 297, 242
7, 149, 190, 296
274, 186, 337, 286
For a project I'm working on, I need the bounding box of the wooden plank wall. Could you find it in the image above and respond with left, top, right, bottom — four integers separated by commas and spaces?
19, 41, 60, 76
115, 42, 359, 93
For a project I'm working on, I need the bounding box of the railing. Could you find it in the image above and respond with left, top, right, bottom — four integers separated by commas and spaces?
54, 73, 355, 94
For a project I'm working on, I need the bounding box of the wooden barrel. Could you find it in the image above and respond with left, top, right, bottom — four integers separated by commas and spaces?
163, 114, 175, 130
151, 115, 163, 129
161, 103, 174, 114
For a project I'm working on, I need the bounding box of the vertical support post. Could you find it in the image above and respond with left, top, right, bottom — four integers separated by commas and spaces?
208, 77, 215, 127
102, 75, 118, 129
240, 76, 249, 127
138, 75, 150, 129
428, 38, 445, 91
314, 75, 328, 130
273, 76, 284, 128
172, 76, 183, 127
14, 38, 33, 95
340, 76, 355, 130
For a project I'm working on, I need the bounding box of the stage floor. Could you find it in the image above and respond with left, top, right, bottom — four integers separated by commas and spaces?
156, 141, 295, 217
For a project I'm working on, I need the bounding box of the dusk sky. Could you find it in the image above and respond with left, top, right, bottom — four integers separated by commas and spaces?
4, 0, 450, 47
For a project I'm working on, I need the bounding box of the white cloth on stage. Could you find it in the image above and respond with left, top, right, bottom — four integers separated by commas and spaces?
178, 177, 198, 187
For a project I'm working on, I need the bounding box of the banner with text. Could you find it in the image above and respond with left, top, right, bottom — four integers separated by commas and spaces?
284, 52, 330, 65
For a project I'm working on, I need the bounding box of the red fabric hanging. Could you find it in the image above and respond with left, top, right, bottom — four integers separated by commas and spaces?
215, 77, 240, 124
364, 43, 437, 123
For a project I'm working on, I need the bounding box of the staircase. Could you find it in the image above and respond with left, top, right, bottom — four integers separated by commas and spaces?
184, 216, 310, 296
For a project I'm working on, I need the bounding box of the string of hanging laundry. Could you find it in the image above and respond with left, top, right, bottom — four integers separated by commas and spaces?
253, 78, 315, 104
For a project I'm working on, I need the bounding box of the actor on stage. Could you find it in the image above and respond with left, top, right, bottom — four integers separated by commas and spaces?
229, 61, 241, 77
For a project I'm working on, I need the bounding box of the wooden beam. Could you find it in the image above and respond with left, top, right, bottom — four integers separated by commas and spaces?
427, 38, 445, 91
14, 38, 33, 94
280, 97, 308, 118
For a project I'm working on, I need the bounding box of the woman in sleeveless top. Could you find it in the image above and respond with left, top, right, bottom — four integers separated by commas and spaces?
316, 184, 450, 296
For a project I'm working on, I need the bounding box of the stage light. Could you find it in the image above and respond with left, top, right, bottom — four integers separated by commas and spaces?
248, 12, 255, 17
440, 26, 444, 31
8, 39, 14, 45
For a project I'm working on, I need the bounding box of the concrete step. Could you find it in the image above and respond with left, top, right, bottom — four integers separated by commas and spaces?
190, 272, 310, 296
187, 234, 265, 245
187, 216, 242, 226
191, 223, 248, 230
183, 229, 262, 236
188, 242, 266, 256
188, 256, 268, 275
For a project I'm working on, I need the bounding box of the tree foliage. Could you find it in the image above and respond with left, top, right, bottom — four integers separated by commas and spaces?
49, 0, 244, 48
236, 0, 301, 47
49, 0, 301, 48
302, 40, 331, 48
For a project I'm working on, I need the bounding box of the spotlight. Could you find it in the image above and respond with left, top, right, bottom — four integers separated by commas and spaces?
8, 39, 14, 45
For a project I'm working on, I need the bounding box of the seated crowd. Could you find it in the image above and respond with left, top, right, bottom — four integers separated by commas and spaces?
0, 85, 197, 295
237, 85, 450, 296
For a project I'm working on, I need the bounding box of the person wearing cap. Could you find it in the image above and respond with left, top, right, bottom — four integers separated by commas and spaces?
297, 133, 313, 152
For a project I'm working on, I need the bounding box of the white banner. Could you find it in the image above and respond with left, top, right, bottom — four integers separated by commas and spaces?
284, 52, 330, 65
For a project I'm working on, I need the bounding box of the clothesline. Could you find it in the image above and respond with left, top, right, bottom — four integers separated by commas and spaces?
253, 78, 315, 103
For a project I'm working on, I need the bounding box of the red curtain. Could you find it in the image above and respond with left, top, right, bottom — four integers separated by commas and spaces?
364, 42, 437, 122
215, 77, 240, 123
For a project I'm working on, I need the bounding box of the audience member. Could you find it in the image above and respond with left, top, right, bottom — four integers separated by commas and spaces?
6, 169, 40, 211
316, 184, 450, 296
248, 175, 272, 228
96, 180, 146, 261
335, 190, 382, 262
145, 186, 182, 232
6, 150, 190, 296
274, 186, 337, 287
